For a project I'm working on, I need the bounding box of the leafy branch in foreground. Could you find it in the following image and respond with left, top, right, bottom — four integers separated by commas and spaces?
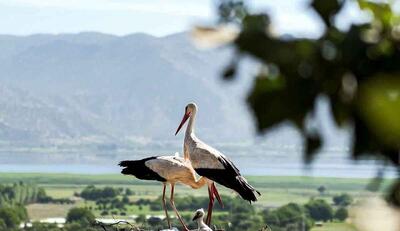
215, 0, 400, 205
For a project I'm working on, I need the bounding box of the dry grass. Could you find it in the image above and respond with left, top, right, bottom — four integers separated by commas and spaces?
26, 203, 75, 220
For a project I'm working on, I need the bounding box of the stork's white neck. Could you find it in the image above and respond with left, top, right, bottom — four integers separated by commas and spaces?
183, 108, 197, 160
185, 109, 197, 136
196, 217, 209, 230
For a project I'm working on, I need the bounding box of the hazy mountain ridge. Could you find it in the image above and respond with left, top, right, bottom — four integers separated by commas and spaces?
0, 32, 255, 146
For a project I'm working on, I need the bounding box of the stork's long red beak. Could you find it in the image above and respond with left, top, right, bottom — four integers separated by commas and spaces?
175, 112, 190, 135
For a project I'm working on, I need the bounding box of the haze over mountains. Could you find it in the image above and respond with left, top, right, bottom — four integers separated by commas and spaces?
0, 32, 257, 147
1, 32, 386, 177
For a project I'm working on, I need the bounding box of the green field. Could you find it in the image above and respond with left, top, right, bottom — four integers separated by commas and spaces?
0, 172, 391, 230
1, 173, 391, 203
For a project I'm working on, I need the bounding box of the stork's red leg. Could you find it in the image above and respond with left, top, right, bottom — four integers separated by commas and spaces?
205, 184, 215, 226
212, 182, 223, 208
169, 183, 189, 231
161, 184, 171, 229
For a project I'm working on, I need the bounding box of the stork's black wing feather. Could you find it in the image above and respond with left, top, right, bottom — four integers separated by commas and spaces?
195, 155, 261, 202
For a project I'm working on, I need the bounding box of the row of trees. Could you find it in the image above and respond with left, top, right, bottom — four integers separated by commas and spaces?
0, 182, 43, 206
78, 185, 120, 201
77, 185, 133, 201
0, 182, 71, 206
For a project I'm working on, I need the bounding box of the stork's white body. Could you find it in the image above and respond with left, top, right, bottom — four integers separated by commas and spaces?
180, 103, 227, 170
119, 154, 207, 231
175, 102, 260, 225
184, 133, 225, 170
145, 155, 205, 188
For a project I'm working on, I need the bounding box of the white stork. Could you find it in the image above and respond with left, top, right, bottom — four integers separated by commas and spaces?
175, 102, 261, 225
192, 208, 212, 231
119, 154, 207, 231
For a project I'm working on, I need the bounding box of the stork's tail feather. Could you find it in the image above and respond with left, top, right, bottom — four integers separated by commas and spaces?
235, 176, 261, 202
119, 160, 145, 176
119, 160, 139, 175
118, 157, 166, 182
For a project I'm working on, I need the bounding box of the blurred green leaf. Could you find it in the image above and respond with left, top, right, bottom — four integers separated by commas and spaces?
357, 75, 400, 149
358, 0, 394, 27
247, 73, 317, 131
242, 14, 270, 33
217, 0, 400, 206
311, 0, 343, 26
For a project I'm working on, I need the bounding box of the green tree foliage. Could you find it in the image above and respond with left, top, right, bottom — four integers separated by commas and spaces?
217, 0, 400, 204
122, 195, 130, 204
334, 207, 349, 221
64, 222, 98, 231
305, 199, 333, 222
135, 214, 147, 226
262, 203, 313, 231
146, 217, 164, 230
0, 182, 42, 206
125, 188, 133, 196
229, 198, 264, 231
24, 222, 60, 231
333, 193, 353, 206
0, 220, 6, 231
66, 207, 95, 225
79, 185, 120, 201
0, 182, 72, 206
0, 208, 20, 229
317, 185, 326, 195
0, 205, 28, 230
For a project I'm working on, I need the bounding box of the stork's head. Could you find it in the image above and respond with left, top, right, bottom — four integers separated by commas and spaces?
175, 102, 197, 135
192, 208, 205, 221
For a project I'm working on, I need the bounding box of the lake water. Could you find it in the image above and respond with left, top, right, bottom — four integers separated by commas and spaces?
0, 147, 397, 178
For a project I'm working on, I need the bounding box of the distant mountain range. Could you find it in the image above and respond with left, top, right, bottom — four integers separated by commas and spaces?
0, 32, 257, 146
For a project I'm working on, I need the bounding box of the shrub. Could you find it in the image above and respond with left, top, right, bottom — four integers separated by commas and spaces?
333, 194, 353, 207
317, 186, 326, 195
334, 207, 348, 221
66, 208, 95, 225
79, 185, 119, 201
305, 199, 333, 222
262, 203, 313, 231
0, 205, 28, 229
100, 210, 108, 216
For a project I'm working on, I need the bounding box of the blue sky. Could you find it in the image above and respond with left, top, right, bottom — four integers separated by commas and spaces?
0, 0, 367, 37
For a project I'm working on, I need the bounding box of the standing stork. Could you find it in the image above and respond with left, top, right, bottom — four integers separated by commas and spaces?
175, 102, 261, 225
119, 154, 207, 231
